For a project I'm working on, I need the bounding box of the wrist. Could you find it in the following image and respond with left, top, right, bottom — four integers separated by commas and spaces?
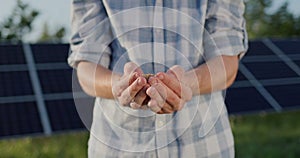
182, 70, 200, 96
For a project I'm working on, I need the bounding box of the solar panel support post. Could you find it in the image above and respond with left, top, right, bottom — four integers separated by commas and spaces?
263, 38, 300, 76
23, 43, 52, 135
239, 63, 283, 112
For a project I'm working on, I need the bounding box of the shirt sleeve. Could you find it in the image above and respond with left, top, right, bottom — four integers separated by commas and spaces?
203, 0, 248, 60
68, 0, 113, 69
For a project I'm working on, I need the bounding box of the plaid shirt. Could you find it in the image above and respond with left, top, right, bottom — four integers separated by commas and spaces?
68, 0, 247, 157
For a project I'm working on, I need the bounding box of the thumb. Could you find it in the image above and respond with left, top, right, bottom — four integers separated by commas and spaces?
124, 62, 140, 75
167, 65, 185, 81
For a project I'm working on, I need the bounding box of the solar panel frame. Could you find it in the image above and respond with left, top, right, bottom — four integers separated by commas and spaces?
272, 39, 300, 55
294, 61, 300, 68
225, 87, 274, 114
235, 70, 248, 81
265, 84, 300, 108
45, 99, 85, 131
246, 41, 275, 56
244, 61, 299, 80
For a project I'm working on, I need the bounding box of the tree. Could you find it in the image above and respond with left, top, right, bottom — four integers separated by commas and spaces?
265, 2, 300, 38
0, 0, 39, 43
244, 0, 300, 39
0, 0, 66, 44
37, 22, 66, 43
244, 0, 272, 39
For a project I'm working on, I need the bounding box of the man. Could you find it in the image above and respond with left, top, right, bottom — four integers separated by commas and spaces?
68, 0, 247, 157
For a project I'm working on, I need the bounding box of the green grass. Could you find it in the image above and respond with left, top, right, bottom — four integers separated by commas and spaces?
231, 110, 300, 158
0, 131, 89, 158
0, 110, 300, 158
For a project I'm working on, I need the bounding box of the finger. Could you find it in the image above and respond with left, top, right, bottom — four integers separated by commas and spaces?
160, 103, 175, 114
146, 85, 174, 112
157, 105, 174, 114
142, 96, 151, 106
155, 72, 192, 101
128, 72, 140, 85
147, 99, 161, 113
130, 102, 141, 109
155, 72, 181, 96
124, 62, 144, 76
124, 62, 139, 75
167, 65, 185, 81
161, 107, 174, 114
167, 66, 192, 101
146, 86, 165, 108
134, 85, 149, 105
140, 105, 149, 110
134, 67, 143, 76
149, 79, 184, 111
118, 77, 147, 106
112, 72, 139, 97
157, 110, 164, 114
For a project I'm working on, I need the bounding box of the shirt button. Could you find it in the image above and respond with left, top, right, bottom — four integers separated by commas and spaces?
149, 153, 155, 158
157, 121, 164, 127
156, 0, 162, 5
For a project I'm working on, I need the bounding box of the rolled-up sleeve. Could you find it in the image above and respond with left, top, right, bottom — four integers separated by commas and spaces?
68, 0, 113, 69
203, 0, 248, 59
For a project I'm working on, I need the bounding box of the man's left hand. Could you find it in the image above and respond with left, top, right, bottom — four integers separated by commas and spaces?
146, 65, 193, 114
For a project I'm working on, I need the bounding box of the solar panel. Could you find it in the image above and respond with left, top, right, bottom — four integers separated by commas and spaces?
46, 99, 85, 131
244, 61, 299, 80
272, 39, 300, 55
295, 61, 300, 67
235, 70, 247, 81
246, 41, 275, 56
31, 44, 69, 63
0, 71, 33, 97
0, 44, 25, 65
38, 69, 73, 94
0, 102, 43, 137
0, 39, 300, 138
242, 55, 283, 63
266, 84, 300, 109
225, 87, 274, 114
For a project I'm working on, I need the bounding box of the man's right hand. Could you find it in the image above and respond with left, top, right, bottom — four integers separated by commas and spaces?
112, 62, 149, 109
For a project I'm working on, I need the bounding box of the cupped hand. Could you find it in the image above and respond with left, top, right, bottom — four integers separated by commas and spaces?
112, 62, 149, 108
146, 65, 193, 114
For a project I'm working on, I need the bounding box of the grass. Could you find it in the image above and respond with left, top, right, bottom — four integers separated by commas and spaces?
231, 110, 300, 158
0, 131, 89, 158
0, 110, 300, 158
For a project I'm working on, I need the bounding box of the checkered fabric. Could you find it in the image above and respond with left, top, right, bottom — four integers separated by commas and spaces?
68, 0, 248, 157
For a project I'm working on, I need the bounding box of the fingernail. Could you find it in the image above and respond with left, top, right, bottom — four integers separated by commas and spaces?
147, 87, 154, 95
138, 78, 143, 85
157, 74, 164, 80
149, 78, 157, 84
130, 102, 140, 109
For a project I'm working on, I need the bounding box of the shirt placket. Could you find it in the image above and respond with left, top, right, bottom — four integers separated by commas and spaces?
153, 0, 165, 73
153, 1, 169, 157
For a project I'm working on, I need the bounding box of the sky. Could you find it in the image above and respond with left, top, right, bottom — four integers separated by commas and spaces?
0, 0, 300, 43
0, 0, 71, 42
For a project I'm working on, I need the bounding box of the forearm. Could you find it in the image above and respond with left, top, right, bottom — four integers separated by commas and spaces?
77, 61, 120, 99
184, 55, 239, 95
